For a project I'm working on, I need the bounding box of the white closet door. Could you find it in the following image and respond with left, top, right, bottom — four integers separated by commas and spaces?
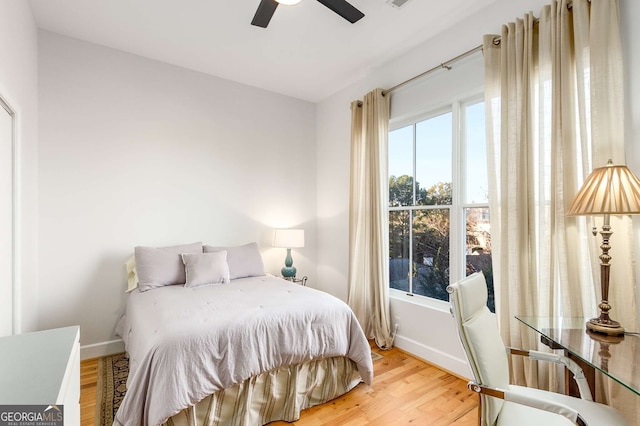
0, 103, 13, 337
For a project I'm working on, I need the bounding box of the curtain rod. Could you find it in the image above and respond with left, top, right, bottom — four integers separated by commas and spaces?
380, 0, 586, 97
370, 0, 583, 100
382, 44, 484, 96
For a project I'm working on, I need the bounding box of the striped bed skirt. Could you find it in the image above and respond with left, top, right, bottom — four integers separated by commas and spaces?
164, 356, 362, 426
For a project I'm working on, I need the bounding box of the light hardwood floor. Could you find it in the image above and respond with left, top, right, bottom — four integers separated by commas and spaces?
80, 357, 100, 426
80, 346, 478, 425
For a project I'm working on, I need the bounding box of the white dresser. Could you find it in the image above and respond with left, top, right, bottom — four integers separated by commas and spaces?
0, 326, 80, 425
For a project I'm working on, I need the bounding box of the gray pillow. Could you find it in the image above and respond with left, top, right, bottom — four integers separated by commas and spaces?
181, 251, 230, 288
135, 242, 203, 292
203, 242, 265, 280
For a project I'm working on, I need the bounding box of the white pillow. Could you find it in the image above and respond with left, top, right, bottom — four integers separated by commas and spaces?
181, 251, 230, 288
203, 242, 265, 280
125, 255, 139, 292
135, 242, 203, 292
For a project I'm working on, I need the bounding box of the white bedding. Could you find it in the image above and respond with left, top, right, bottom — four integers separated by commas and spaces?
114, 275, 373, 426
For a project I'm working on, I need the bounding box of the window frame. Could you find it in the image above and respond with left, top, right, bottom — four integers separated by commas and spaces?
388, 91, 487, 309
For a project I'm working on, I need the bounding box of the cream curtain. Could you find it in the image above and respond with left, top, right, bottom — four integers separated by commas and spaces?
589, 0, 638, 331
484, 0, 637, 422
588, 2, 639, 423
348, 88, 394, 349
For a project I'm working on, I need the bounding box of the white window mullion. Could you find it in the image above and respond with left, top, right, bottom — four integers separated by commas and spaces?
412, 123, 417, 205
408, 123, 417, 293
449, 100, 463, 285
408, 209, 414, 294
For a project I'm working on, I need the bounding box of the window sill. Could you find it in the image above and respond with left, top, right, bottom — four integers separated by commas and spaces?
389, 288, 451, 314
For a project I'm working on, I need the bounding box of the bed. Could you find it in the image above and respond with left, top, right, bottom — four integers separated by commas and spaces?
114, 269, 373, 426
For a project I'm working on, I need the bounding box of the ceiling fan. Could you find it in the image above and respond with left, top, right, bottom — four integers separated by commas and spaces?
251, 0, 365, 28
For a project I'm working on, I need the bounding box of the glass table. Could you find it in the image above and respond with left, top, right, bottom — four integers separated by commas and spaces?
516, 316, 640, 397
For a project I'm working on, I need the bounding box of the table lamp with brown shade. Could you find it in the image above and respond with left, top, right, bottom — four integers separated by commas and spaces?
567, 159, 640, 336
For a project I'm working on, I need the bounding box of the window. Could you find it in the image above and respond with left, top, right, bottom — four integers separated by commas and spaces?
388, 96, 494, 311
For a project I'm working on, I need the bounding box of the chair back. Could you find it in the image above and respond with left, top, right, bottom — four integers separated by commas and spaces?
448, 272, 510, 426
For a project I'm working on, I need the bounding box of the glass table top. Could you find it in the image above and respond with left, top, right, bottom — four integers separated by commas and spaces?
516, 316, 640, 396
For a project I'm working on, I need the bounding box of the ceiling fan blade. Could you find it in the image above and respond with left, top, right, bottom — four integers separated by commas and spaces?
316, 0, 364, 23
251, 0, 279, 28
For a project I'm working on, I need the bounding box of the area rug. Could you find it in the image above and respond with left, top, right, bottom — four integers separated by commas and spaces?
95, 353, 128, 426
96, 351, 383, 425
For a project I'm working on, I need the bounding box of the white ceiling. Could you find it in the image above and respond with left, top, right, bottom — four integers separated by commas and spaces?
28, 0, 497, 103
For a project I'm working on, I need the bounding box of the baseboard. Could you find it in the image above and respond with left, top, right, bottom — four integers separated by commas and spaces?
81, 339, 125, 360
394, 334, 472, 380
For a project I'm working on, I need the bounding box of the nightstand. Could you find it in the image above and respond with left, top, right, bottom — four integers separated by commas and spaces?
283, 276, 308, 286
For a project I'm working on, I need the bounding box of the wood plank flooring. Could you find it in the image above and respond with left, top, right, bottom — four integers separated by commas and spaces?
80, 345, 478, 425
81, 357, 99, 426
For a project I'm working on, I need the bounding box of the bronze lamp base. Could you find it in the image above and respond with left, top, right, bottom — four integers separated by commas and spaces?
584, 213, 625, 337
586, 317, 624, 336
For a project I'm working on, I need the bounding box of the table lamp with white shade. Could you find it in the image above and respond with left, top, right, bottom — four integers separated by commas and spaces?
567, 159, 640, 336
273, 229, 305, 278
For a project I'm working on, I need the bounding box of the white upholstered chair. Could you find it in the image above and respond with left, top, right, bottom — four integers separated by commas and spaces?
448, 272, 628, 426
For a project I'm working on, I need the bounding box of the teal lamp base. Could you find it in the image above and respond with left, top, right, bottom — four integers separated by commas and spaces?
281, 248, 297, 278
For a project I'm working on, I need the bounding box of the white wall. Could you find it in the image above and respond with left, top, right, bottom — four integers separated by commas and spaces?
316, 0, 556, 378
0, 2, 39, 335
0, 95, 13, 337
37, 32, 317, 358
